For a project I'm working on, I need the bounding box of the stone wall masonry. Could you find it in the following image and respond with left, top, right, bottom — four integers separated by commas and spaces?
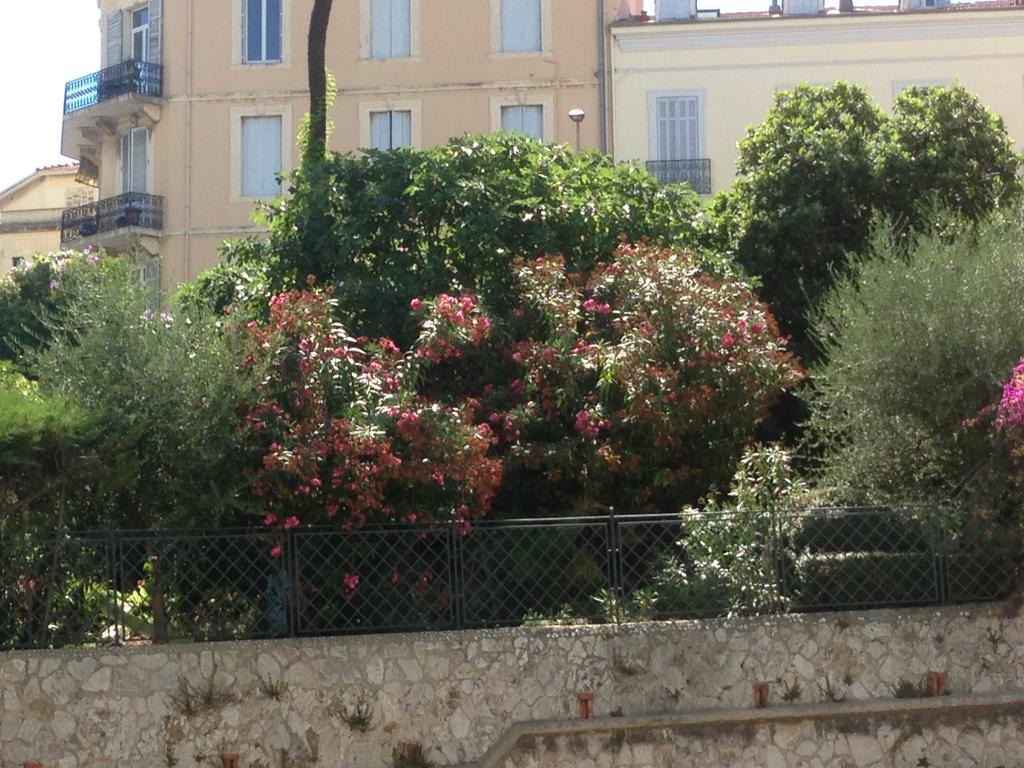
494, 693, 1024, 768
1, 603, 1022, 767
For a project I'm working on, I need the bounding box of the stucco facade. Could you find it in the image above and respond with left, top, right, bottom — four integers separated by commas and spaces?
611, 5, 1024, 196
0, 166, 96, 274
61, 0, 625, 293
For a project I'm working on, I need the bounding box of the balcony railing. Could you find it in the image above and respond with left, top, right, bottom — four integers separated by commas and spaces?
646, 159, 712, 194
63, 60, 163, 114
61, 192, 164, 243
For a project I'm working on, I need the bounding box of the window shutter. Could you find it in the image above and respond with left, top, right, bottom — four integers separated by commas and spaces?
107, 10, 123, 67
242, 116, 283, 197
148, 0, 162, 65
121, 132, 131, 193
502, 106, 543, 139
370, 112, 391, 149
371, 0, 386, 58
390, 0, 411, 57
245, 0, 262, 62
392, 111, 412, 147
501, 0, 541, 52
657, 0, 691, 19
131, 128, 150, 193
266, 0, 282, 61
656, 96, 699, 161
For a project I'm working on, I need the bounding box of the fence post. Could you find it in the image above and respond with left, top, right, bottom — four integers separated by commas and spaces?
111, 530, 124, 646
607, 512, 622, 625
285, 528, 301, 638
448, 519, 464, 631
933, 516, 950, 606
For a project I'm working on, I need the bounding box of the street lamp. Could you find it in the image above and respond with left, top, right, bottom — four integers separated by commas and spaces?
568, 108, 585, 151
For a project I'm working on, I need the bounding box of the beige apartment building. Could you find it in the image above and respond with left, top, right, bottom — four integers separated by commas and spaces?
60, 0, 633, 293
612, 0, 1024, 196
0, 165, 96, 274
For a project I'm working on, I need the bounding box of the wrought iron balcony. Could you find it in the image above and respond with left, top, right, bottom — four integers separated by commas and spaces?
63, 60, 163, 114
61, 192, 164, 244
645, 159, 712, 195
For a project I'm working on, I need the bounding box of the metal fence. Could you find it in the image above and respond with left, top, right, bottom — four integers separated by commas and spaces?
63, 60, 163, 114
0, 508, 1015, 651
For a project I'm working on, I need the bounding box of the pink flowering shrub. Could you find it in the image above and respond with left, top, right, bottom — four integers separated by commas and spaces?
237, 283, 501, 532
486, 243, 802, 514
995, 358, 1024, 438
238, 243, 800, 525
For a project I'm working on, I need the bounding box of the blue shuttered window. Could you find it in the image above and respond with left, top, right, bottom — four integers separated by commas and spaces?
244, 0, 282, 63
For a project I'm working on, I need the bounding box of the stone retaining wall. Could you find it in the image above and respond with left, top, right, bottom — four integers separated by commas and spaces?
1, 604, 1021, 767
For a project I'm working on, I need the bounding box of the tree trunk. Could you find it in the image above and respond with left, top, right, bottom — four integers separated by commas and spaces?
307, 0, 334, 162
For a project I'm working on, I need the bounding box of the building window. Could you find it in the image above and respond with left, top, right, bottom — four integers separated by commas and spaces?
241, 115, 283, 197
244, 0, 282, 63
120, 127, 150, 194
501, 105, 544, 139
369, 111, 412, 149
132, 7, 150, 61
501, 0, 541, 52
653, 95, 701, 161
371, 0, 411, 59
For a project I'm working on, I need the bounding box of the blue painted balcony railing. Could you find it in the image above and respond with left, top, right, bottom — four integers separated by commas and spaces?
63, 60, 163, 114
645, 159, 712, 195
61, 192, 164, 244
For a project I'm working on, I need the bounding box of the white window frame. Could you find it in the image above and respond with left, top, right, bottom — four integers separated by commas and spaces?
489, 0, 552, 55
119, 126, 152, 195
233, 0, 292, 67
359, 0, 420, 60
647, 89, 706, 163
358, 99, 422, 149
231, 105, 293, 201
489, 93, 554, 141
131, 6, 150, 62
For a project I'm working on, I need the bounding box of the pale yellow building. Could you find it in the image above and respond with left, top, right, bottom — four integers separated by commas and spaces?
611, 1, 1024, 195
0, 165, 97, 274
61, 0, 636, 293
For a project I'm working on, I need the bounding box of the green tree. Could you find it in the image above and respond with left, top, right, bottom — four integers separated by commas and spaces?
28, 256, 255, 530
706, 82, 1022, 359
217, 133, 703, 343
707, 83, 885, 356
878, 84, 1022, 229
804, 214, 1024, 511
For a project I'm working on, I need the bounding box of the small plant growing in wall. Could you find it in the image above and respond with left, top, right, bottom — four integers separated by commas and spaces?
331, 695, 374, 733
393, 743, 433, 768
259, 674, 289, 701
818, 674, 847, 704
893, 678, 930, 699
169, 671, 237, 717
780, 678, 802, 703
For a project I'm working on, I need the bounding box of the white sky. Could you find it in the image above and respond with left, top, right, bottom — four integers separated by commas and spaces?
0, 0, 914, 193
0, 1, 100, 192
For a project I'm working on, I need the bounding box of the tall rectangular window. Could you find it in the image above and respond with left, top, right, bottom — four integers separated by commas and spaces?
132, 8, 150, 61
241, 115, 283, 197
655, 95, 700, 161
244, 0, 282, 63
369, 111, 412, 149
501, 0, 541, 52
371, 0, 411, 59
120, 127, 150, 194
501, 105, 544, 139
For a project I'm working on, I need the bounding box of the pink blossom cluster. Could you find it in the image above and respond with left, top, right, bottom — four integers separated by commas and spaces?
995, 357, 1024, 434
